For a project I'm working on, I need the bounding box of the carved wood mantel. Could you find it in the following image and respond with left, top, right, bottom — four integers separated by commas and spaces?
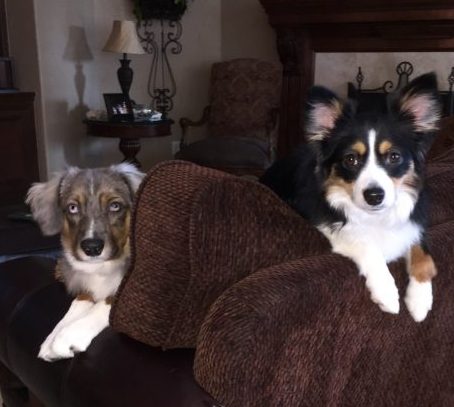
259, 0, 454, 155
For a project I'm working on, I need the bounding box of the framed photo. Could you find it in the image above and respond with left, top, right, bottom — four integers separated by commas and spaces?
103, 93, 134, 122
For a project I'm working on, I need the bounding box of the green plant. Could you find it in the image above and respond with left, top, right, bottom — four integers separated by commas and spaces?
132, 0, 189, 21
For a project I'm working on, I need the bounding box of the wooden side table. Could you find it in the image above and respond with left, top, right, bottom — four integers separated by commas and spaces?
84, 119, 173, 168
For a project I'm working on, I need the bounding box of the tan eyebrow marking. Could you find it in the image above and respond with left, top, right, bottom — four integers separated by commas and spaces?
352, 141, 366, 156
379, 140, 393, 155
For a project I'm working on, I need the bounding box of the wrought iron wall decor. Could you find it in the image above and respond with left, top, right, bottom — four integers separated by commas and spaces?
349, 61, 454, 117
137, 19, 182, 118
354, 61, 414, 94
134, 0, 188, 118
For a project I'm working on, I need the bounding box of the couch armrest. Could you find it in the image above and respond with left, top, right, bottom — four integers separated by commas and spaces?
179, 106, 211, 148
194, 253, 454, 407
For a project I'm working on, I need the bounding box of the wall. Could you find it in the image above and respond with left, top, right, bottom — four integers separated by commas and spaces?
221, 0, 279, 63
315, 53, 454, 98
7, 0, 221, 178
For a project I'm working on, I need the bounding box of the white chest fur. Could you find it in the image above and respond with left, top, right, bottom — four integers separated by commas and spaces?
65, 254, 128, 301
321, 217, 421, 263
322, 182, 422, 263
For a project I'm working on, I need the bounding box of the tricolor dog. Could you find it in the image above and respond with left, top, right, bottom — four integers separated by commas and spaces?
261, 73, 440, 322
27, 163, 144, 361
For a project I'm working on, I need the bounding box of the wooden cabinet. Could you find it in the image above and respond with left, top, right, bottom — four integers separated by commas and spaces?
0, 92, 39, 205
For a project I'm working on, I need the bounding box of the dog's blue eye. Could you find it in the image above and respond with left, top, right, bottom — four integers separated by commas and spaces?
109, 202, 122, 212
67, 204, 79, 214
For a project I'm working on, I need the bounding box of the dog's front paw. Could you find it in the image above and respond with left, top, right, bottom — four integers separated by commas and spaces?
48, 319, 98, 360
366, 273, 400, 314
39, 337, 76, 362
38, 324, 85, 362
38, 334, 63, 362
405, 278, 432, 322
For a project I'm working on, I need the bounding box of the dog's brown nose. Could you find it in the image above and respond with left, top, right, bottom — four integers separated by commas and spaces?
80, 238, 104, 257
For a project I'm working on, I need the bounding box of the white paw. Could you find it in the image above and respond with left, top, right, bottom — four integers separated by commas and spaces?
38, 332, 64, 362
38, 337, 75, 361
38, 326, 60, 357
366, 273, 400, 315
405, 279, 432, 322
38, 301, 110, 362
51, 321, 94, 358
38, 319, 99, 361
38, 299, 96, 362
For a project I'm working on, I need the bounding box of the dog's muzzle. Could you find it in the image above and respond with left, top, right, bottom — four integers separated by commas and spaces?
80, 238, 105, 257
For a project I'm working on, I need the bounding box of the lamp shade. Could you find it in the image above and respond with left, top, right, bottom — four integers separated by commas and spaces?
103, 20, 145, 55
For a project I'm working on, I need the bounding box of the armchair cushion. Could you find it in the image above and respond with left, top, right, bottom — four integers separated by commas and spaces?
175, 136, 271, 169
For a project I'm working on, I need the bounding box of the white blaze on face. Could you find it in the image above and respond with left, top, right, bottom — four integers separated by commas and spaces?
353, 129, 396, 211
86, 172, 96, 239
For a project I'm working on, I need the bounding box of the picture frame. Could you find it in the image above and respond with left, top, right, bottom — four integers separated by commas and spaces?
103, 93, 134, 122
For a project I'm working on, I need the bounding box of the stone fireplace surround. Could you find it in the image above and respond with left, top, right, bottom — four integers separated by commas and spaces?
259, 0, 454, 156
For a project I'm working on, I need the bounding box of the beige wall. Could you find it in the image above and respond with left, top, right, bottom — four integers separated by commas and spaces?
7, 0, 221, 177
315, 52, 454, 98
221, 0, 278, 63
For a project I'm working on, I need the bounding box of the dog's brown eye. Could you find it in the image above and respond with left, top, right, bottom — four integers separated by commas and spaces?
109, 202, 122, 212
67, 203, 79, 214
387, 151, 403, 165
343, 153, 360, 169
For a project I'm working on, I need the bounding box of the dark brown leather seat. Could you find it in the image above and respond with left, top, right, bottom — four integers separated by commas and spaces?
0, 257, 218, 407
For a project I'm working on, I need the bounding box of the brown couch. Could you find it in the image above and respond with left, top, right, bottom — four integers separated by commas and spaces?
0, 123, 454, 406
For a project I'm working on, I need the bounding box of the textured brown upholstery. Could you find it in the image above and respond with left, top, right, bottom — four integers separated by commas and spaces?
208, 59, 281, 140
111, 161, 330, 348
176, 59, 281, 175
111, 124, 454, 406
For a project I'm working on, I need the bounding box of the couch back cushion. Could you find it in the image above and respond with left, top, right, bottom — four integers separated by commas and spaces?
110, 161, 330, 348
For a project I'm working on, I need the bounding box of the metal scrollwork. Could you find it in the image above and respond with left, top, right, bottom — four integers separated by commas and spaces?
137, 19, 183, 118
396, 61, 414, 77
355, 67, 364, 90
448, 67, 454, 92
354, 62, 417, 94
355, 66, 395, 94
395, 61, 413, 90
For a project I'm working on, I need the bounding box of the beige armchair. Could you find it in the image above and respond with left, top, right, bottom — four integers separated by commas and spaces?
176, 58, 281, 176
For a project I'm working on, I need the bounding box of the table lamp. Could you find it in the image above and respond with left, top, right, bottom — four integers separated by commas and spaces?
103, 20, 145, 99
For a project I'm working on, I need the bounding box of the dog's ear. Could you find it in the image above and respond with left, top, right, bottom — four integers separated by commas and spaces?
305, 86, 344, 142
111, 163, 145, 195
392, 72, 441, 133
26, 170, 71, 236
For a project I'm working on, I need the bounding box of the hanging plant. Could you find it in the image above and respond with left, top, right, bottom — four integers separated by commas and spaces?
133, 0, 188, 21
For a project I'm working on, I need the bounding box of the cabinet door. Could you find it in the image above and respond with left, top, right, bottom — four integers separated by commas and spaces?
0, 92, 39, 205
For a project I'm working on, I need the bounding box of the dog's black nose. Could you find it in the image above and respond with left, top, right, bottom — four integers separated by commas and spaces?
80, 238, 104, 257
363, 187, 385, 206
